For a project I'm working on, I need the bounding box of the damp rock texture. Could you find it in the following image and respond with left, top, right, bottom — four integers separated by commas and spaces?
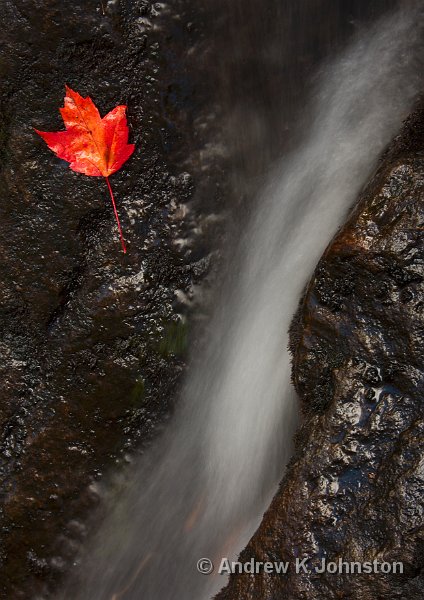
0, 1, 226, 598
216, 103, 424, 599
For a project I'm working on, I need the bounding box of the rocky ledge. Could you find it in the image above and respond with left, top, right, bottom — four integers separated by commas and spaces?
216, 101, 424, 599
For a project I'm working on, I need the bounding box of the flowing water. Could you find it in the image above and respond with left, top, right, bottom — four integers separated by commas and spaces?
66, 2, 424, 599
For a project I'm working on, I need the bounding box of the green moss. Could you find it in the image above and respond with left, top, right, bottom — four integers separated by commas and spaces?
158, 320, 188, 357
129, 377, 145, 405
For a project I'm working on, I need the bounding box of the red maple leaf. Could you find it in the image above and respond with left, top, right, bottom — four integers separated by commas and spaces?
35, 85, 135, 253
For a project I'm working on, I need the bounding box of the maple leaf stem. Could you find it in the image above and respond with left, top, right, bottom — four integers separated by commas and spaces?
105, 177, 127, 254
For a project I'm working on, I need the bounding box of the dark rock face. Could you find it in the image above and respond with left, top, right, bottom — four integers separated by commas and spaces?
0, 1, 409, 598
216, 104, 424, 599
0, 2, 226, 598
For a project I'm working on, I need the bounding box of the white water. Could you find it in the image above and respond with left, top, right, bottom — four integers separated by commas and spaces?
68, 3, 423, 599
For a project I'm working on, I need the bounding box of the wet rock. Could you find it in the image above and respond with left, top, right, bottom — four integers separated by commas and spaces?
0, 1, 226, 597
216, 102, 424, 599
0, 1, 407, 598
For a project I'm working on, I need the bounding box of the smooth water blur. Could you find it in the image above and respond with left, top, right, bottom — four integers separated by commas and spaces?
66, 2, 423, 599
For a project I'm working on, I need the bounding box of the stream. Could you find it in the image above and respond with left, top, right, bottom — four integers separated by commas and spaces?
63, 2, 423, 599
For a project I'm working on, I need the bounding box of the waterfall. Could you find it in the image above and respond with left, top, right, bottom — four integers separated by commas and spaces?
65, 2, 423, 599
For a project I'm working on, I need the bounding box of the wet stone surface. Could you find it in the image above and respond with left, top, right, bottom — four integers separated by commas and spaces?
0, 1, 410, 598
216, 103, 424, 599
0, 1, 228, 597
